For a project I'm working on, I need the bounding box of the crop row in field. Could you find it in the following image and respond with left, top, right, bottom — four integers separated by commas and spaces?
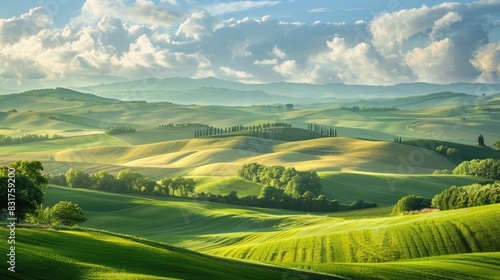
0, 227, 340, 280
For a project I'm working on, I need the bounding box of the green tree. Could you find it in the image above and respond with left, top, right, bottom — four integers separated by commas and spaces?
51, 201, 87, 226
117, 169, 144, 192
91, 170, 117, 191
159, 177, 173, 196
8, 160, 48, 188
495, 140, 500, 150
392, 194, 431, 215
25, 204, 52, 225
259, 185, 284, 201
285, 104, 294, 110
0, 161, 48, 219
65, 168, 92, 189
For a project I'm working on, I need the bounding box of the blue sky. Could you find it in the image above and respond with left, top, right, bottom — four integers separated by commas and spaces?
1, 0, 500, 89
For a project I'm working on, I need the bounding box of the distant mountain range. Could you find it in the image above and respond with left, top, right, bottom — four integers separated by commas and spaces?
69, 77, 500, 105
0, 77, 497, 106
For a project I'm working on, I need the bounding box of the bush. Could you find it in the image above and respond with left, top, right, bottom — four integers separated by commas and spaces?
392, 194, 431, 215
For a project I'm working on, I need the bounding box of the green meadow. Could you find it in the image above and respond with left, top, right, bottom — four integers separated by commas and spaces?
1, 89, 500, 279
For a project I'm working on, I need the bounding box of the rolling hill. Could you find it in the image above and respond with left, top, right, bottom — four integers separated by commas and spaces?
39, 185, 500, 279
51, 137, 457, 175
0, 227, 339, 280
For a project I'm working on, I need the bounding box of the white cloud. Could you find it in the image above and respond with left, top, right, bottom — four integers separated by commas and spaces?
405, 38, 454, 83
0, 7, 52, 45
1, 0, 500, 88
77, 0, 180, 27
471, 42, 500, 82
220, 66, 254, 79
271, 45, 286, 59
307, 8, 331, 13
254, 58, 278, 66
176, 11, 214, 40
206, 1, 281, 16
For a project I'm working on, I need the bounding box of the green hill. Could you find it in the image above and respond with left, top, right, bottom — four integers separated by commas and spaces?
0, 227, 339, 280
40, 186, 500, 279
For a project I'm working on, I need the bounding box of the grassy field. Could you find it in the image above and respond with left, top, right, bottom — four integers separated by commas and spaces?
0, 227, 339, 280
2, 89, 500, 279
40, 186, 500, 278
188, 173, 485, 206
46, 137, 456, 176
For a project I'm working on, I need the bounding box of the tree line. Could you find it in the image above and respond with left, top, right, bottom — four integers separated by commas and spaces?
307, 124, 337, 137
431, 182, 500, 210
0, 134, 63, 145
339, 106, 399, 112
194, 122, 340, 142
194, 189, 376, 213
105, 126, 137, 135
452, 158, 500, 180
51, 168, 196, 197
156, 123, 209, 128
194, 122, 291, 138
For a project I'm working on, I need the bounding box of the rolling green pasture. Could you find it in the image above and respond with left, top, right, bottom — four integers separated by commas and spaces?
0, 227, 338, 280
190, 173, 485, 206
319, 172, 486, 205
42, 186, 500, 270
46, 137, 456, 176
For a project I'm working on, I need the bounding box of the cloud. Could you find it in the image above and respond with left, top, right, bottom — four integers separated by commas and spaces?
206, 1, 281, 16
77, 0, 180, 27
176, 11, 215, 40
471, 42, 500, 82
271, 45, 286, 59
307, 8, 331, 13
1, 0, 500, 88
220, 66, 254, 79
0, 7, 52, 45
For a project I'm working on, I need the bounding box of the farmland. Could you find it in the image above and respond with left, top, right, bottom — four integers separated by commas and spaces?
1, 88, 500, 279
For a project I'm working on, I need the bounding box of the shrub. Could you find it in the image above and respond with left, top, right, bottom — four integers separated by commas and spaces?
392, 194, 431, 215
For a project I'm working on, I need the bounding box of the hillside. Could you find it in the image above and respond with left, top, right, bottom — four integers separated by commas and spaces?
0, 227, 339, 280
52, 137, 456, 175
40, 186, 500, 279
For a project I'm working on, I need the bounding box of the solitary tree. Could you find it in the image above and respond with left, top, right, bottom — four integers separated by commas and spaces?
495, 140, 500, 150
51, 201, 87, 226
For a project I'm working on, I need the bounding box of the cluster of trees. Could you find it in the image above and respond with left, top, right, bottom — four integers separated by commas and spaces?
105, 126, 137, 135
0, 134, 63, 145
452, 158, 500, 180
0, 160, 87, 226
393, 137, 403, 143
307, 124, 337, 137
58, 168, 195, 197
339, 106, 399, 112
431, 182, 500, 210
495, 140, 500, 150
237, 163, 322, 197
26, 201, 87, 226
391, 195, 431, 215
435, 145, 460, 160
156, 123, 208, 128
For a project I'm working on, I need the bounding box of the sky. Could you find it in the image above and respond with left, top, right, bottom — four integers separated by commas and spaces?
1, 0, 500, 89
